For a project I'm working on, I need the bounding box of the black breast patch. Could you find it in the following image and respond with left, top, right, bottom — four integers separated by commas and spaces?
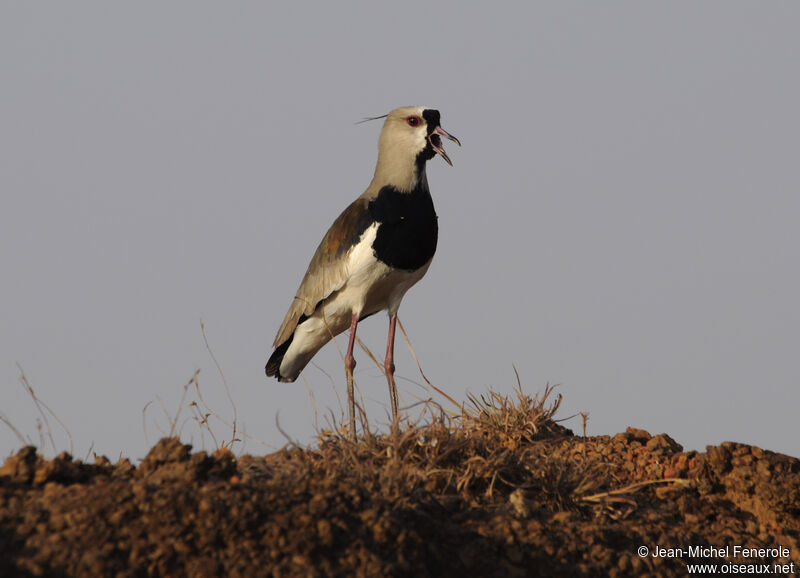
368, 184, 438, 271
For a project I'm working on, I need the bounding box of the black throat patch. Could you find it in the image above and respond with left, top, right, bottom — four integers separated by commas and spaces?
415, 109, 442, 166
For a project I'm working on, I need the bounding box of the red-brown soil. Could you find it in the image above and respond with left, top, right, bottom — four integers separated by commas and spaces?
1, 388, 798, 577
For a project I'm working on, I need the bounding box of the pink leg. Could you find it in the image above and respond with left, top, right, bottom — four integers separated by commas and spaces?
384, 313, 399, 422
345, 312, 359, 440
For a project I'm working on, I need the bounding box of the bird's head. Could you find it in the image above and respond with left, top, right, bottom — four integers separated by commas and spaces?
371, 106, 460, 191
378, 106, 460, 166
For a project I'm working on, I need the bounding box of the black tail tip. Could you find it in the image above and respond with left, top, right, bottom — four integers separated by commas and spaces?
265, 356, 280, 379
265, 339, 291, 380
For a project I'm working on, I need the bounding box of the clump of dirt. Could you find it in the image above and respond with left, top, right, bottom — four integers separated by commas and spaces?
1, 387, 798, 577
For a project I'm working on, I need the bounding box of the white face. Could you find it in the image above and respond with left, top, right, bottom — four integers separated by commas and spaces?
373, 105, 455, 191
381, 106, 429, 157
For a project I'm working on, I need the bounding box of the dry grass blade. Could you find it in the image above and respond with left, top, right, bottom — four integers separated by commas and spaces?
16, 363, 74, 455
0, 411, 28, 447
356, 337, 384, 375
578, 478, 691, 503
168, 370, 197, 438
141, 401, 153, 448
201, 320, 238, 446
396, 318, 459, 410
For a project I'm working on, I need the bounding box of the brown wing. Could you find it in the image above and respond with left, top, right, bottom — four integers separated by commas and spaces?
273, 196, 373, 347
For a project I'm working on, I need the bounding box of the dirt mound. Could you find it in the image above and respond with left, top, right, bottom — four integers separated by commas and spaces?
1, 388, 798, 577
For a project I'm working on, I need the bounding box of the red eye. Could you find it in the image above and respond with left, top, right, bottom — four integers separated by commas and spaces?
407, 116, 421, 127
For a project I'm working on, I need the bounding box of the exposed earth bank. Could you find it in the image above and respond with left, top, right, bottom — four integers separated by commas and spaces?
1, 389, 798, 577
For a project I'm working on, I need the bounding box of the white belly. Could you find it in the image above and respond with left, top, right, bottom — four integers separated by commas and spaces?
279, 223, 432, 380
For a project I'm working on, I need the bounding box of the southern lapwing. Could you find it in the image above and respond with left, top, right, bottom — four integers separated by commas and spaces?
265, 106, 459, 439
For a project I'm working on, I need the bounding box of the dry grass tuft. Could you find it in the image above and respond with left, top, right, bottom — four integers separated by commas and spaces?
463, 381, 566, 449
290, 382, 581, 510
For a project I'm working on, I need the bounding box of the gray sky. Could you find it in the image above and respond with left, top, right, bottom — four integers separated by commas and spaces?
2, 3, 798, 460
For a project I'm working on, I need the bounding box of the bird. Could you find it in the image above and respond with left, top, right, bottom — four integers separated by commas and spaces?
265, 105, 459, 440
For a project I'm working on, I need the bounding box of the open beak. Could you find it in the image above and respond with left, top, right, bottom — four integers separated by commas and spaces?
429, 125, 461, 166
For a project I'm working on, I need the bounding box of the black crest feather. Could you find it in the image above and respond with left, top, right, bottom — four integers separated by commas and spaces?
355, 114, 388, 125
